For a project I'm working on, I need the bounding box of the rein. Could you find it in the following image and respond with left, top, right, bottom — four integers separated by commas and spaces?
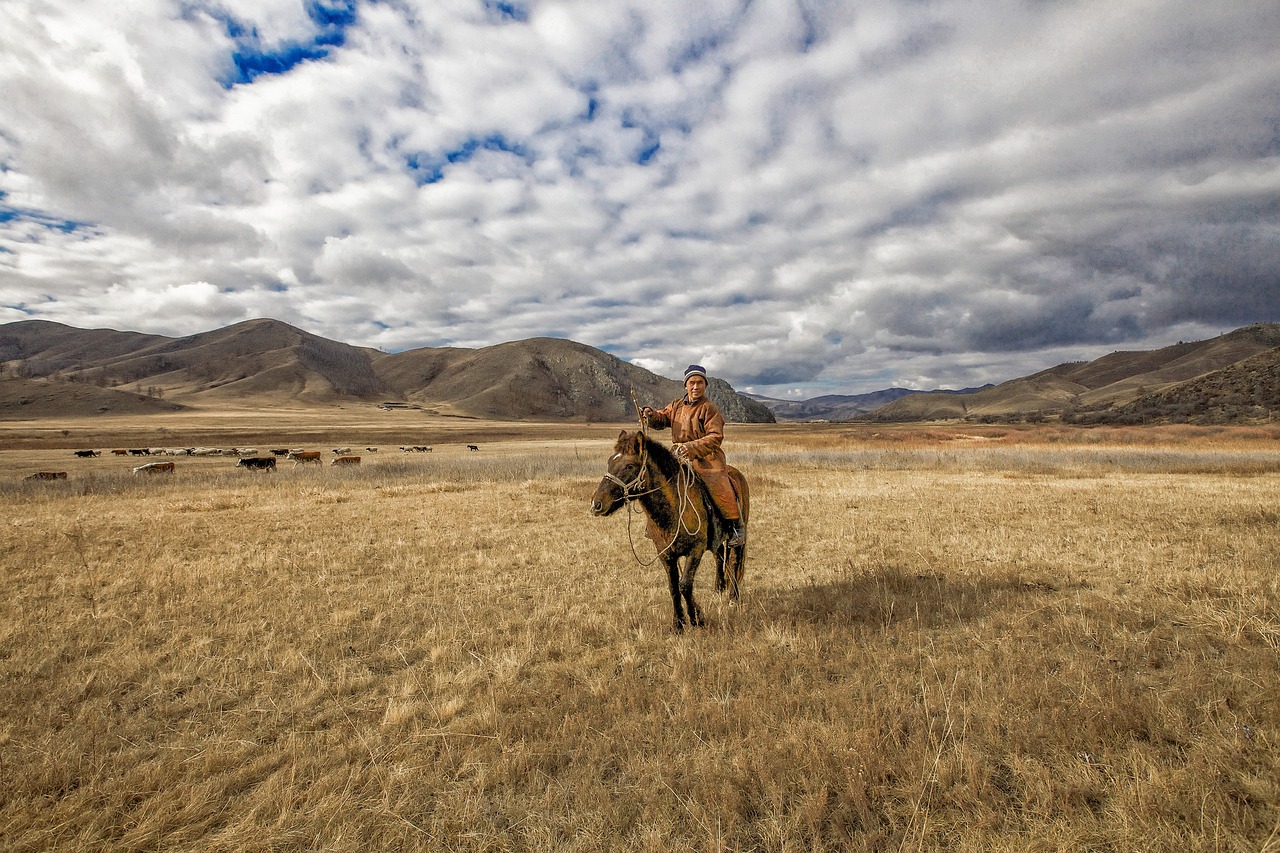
610, 393, 707, 567
613, 443, 705, 567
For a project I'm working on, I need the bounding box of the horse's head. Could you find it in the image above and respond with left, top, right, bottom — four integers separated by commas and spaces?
590, 430, 648, 516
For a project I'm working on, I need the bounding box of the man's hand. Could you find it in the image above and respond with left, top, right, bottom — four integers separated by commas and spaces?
639, 406, 655, 423
673, 443, 690, 464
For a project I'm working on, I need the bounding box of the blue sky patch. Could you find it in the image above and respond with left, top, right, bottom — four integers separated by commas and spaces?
619, 109, 665, 165
0, 197, 92, 235
403, 134, 531, 185
214, 0, 359, 87
635, 134, 661, 165
484, 1, 529, 23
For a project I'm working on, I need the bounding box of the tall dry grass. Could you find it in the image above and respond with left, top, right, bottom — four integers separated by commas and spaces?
1, 425, 1278, 851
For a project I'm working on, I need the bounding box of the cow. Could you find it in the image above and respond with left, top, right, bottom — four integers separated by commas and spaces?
401, 445, 432, 452
332, 447, 351, 455
467, 444, 480, 451
365, 446, 379, 452
26, 471, 68, 480
288, 450, 322, 464
330, 455, 361, 466
237, 456, 277, 472
112, 449, 129, 456
269, 448, 291, 456
128, 448, 150, 456
73, 450, 100, 458
133, 461, 175, 475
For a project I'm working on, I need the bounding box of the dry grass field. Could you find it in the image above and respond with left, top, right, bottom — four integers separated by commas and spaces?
1, 412, 1278, 851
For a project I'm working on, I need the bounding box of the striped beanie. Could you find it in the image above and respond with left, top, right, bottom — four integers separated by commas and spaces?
684, 364, 707, 381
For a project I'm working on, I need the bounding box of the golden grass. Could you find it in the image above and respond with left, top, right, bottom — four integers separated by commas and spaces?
1, 419, 1278, 850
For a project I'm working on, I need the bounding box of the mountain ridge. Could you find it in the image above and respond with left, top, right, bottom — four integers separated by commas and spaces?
5, 319, 1278, 424
0, 319, 775, 423
864, 323, 1280, 424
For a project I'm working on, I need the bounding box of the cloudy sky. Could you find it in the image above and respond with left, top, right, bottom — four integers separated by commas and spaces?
2, 1, 1278, 397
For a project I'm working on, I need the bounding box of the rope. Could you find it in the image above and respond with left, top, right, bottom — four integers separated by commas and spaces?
620, 453, 705, 567
617, 390, 707, 566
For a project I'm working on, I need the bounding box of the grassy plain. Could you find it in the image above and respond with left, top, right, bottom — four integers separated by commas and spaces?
1, 410, 1278, 851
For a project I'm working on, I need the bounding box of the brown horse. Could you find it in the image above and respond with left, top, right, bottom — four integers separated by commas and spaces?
590, 430, 749, 632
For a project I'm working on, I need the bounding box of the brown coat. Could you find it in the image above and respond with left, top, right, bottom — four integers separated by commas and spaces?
646, 396, 741, 521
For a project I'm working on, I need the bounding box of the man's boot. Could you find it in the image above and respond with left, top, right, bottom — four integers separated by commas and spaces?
726, 520, 746, 547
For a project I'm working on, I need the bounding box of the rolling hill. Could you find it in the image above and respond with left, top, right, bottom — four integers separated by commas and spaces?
1066, 344, 1280, 425
0, 319, 775, 423
5, 318, 1276, 424
0, 375, 186, 418
749, 386, 994, 421
865, 323, 1280, 424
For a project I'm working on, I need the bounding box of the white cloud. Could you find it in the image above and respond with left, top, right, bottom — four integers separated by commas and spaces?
1, 0, 1277, 396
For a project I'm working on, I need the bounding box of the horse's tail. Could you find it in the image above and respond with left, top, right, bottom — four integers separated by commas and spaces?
725, 466, 749, 596
727, 465, 750, 524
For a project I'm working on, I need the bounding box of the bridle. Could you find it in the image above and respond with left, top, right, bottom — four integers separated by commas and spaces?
604, 436, 706, 566
602, 443, 656, 499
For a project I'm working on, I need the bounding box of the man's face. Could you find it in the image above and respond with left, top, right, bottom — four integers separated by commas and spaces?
685, 375, 707, 401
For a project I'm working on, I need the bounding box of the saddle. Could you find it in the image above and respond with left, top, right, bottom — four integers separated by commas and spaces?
686, 462, 749, 526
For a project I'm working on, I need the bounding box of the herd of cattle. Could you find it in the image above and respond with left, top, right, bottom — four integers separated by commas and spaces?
23, 443, 475, 481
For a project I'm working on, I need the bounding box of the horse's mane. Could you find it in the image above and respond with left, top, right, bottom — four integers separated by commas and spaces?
614, 429, 682, 480
638, 431, 684, 480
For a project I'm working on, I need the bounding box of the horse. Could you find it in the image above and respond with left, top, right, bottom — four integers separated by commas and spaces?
590, 429, 749, 632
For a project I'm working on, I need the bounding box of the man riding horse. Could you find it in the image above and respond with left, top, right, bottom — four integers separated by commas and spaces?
640, 364, 747, 547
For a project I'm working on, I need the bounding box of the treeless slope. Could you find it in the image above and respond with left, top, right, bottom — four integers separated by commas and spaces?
868, 323, 1280, 421
0, 319, 753, 423
868, 372, 1089, 420
379, 337, 775, 422
0, 376, 185, 417
1071, 324, 1280, 406
0, 319, 170, 370
1087, 345, 1280, 423
382, 337, 688, 421
2, 318, 389, 404
128, 318, 388, 402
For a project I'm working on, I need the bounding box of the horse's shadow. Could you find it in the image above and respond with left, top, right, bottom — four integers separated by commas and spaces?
739, 564, 1074, 632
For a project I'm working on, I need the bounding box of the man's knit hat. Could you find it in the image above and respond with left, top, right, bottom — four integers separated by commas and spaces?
684, 364, 707, 382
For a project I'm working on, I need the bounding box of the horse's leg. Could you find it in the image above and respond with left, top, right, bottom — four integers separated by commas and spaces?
664, 556, 686, 632
681, 549, 706, 628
